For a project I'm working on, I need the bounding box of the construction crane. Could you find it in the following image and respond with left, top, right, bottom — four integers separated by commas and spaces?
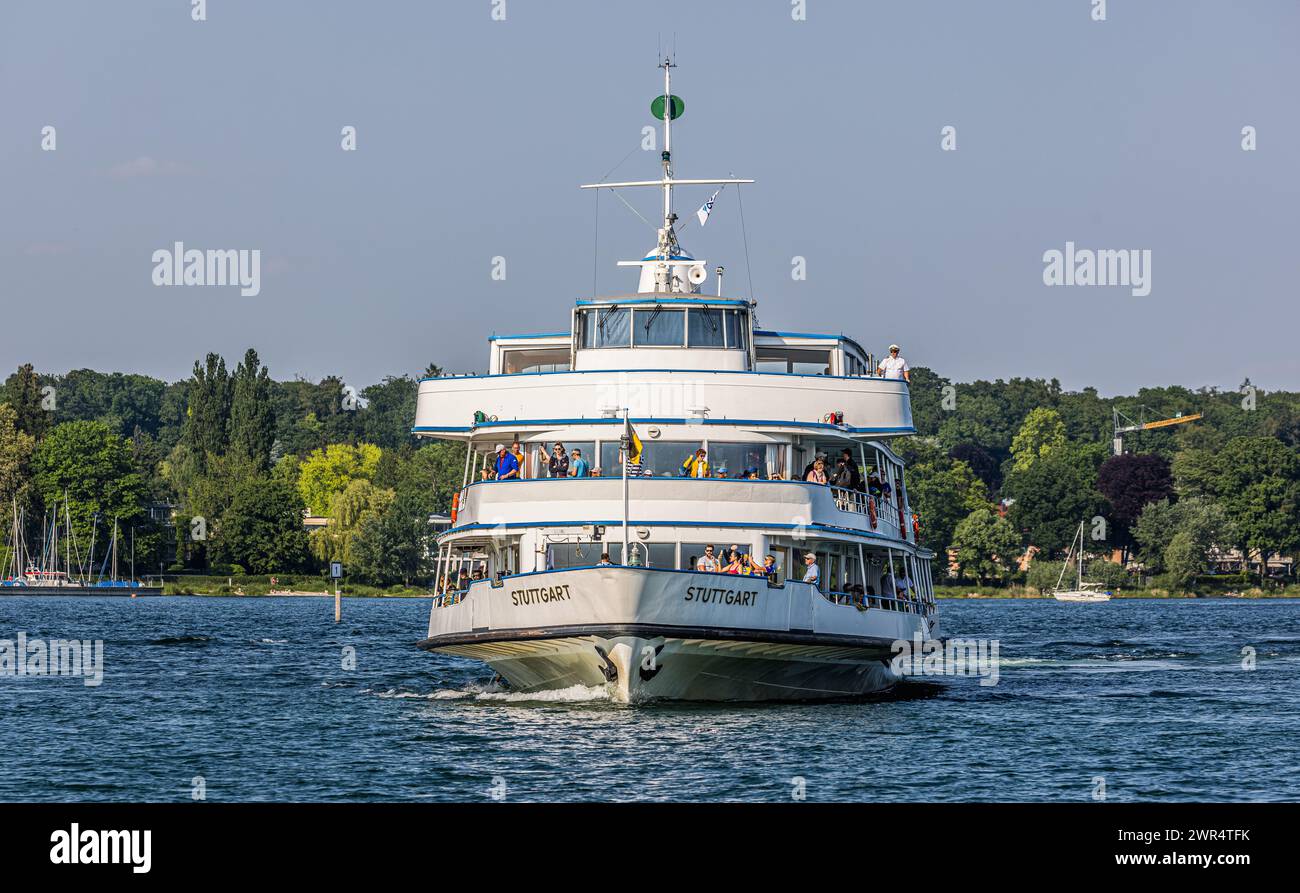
1113, 406, 1202, 455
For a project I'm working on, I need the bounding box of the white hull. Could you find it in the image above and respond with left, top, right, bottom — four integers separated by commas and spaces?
1052, 590, 1111, 602
421, 566, 932, 703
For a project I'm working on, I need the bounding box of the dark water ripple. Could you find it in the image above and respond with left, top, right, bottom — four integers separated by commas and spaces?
1, 596, 1296, 802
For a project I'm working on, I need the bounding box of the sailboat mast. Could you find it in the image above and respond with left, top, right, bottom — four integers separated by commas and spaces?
1077, 521, 1084, 588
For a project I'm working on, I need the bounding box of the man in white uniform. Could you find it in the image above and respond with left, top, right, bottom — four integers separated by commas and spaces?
877, 344, 911, 383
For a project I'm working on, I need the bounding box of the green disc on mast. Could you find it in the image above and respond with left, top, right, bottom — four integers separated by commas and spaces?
651, 94, 684, 120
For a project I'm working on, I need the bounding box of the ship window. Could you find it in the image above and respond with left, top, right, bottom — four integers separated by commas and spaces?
685, 308, 747, 349
706, 442, 768, 479
633, 307, 685, 346
600, 440, 702, 477
724, 309, 746, 351
754, 347, 832, 375
681, 542, 755, 571
606, 542, 675, 568
581, 307, 631, 348
502, 348, 570, 374
544, 542, 602, 570
687, 308, 725, 347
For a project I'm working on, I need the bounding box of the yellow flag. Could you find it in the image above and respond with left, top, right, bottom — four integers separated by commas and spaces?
625, 419, 643, 465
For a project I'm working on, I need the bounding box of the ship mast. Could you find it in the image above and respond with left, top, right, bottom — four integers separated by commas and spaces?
658, 55, 677, 261
579, 59, 753, 294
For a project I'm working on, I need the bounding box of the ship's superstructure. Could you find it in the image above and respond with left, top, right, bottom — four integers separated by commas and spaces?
413, 61, 936, 701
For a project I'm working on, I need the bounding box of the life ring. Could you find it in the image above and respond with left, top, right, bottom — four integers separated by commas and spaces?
898, 506, 907, 539
450, 491, 460, 523
867, 497, 878, 529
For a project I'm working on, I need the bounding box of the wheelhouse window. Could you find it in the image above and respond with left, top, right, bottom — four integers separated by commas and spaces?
633, 307, 685, 346
580, 307, 631, 348
687, 308, 747, 349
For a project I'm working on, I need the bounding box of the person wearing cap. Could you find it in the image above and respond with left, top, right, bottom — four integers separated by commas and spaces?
493, 444, 519, 480
877, 344, 911, 382
802, 552, 821, 586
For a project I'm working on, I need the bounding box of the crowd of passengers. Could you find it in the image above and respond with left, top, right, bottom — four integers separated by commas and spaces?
480, 441, 898, 498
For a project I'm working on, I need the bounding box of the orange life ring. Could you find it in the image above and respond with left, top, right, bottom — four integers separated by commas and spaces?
450, 491, 460, 524
867, 497, 878, 529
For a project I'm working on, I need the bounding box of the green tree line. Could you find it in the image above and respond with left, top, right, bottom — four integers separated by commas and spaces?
3, 358, 1297, 591
902, 370, 1300, 590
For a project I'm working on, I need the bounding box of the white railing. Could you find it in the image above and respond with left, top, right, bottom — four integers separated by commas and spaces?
829, 486, 907, 541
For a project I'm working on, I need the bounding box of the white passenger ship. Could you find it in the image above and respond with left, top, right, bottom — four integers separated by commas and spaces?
414, 61, 937, 702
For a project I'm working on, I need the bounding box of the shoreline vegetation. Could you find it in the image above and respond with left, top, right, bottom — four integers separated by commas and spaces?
933, 584, 1300, 600
3, 354, 1298, 595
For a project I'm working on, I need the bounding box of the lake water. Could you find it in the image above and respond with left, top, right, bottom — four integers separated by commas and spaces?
1, 596, 1296, 802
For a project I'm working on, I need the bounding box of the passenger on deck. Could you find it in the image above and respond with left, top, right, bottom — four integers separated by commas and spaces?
570, 448, 590, 477
802, 552, 820, 585
723, 545, 744, 573
896, 571, 914, 599
493, 444, 520, 480
805, 458, 828, 485
880, 571, 897, 599
511, 441, 526, 478
548, 442, 569, 478
761, 555, 779, 582
831, 455, 856, 489
876, 344, 911, 383
696, 545, 720, 572
802, 451, 828, 479
681, 448, 709, 478
597, 552, 613, 567
840, 449, 864, 490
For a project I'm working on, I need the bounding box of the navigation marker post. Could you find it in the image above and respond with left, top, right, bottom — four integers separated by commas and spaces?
331, 561, 343, 622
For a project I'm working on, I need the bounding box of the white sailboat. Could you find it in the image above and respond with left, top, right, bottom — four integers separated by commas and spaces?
1052, 520, 1112, 602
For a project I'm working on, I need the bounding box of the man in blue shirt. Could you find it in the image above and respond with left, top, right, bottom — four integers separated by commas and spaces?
802, 552, 820, 585
570, 448, 590, 478
494, 443, 519, 480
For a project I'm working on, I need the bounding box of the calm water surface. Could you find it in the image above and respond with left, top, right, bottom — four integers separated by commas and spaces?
1, 596, 1296, 802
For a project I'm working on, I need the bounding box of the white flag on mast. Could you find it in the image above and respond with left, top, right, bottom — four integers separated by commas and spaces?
695, 188, 722, 226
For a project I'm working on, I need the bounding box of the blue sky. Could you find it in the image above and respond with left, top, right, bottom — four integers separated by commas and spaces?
2, 0, 1297, 394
